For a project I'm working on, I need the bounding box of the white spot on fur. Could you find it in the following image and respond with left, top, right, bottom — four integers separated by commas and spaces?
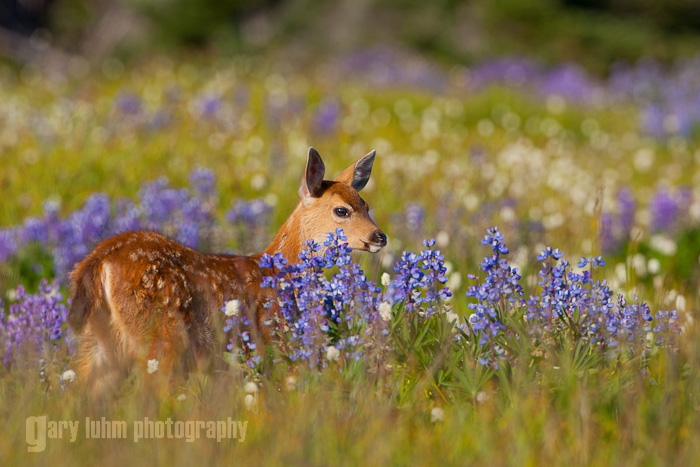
93, 342, 108, 366
275, 235, 286, 254
102, 263, 113, 304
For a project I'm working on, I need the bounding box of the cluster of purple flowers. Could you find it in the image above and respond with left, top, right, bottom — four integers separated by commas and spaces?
0, 166, 686, 376
85, 49, 700, 143
610, 56, 700, 137
469, 58, 601, 103
329, 47, 449, 92
220, 223, 682, 374
0, 280, 73, 368
226, 198, 273, 228
223, 229, 454, 370
464, 227, 522, 368
0, 169, 272, 283
313, 97, 342, 135
600, 187, 637, 253
225, 197, 274, 253
528, 251, 681, 358
265, 230, 384, 364
135, 170, 218, 248
465, 227, 681, 369
90, 50, 700, 148
468, 54, 700, 138
223, 307, 262, 370
403, 202, 426, 236
390, 239, 452, 316
649, 187, 693, 233
224, 229, 384, 368
601, 185, 693, 253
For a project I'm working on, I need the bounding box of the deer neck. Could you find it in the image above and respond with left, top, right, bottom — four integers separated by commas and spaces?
252, 202, 307, 263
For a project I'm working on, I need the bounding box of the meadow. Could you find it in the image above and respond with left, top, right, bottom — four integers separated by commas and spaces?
1, 50, 700, 465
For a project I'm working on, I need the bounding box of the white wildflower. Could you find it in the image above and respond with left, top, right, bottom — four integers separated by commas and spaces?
284, 376, 297, 391
244, 394, 256, 410
244, 381, 258, 394
325, 345, 340, 362
634, 148, 654, 173
430, 407, 445, 423
632, 254, 647, 275
476, 391, 489, 404
648, 258, 661, 275
250, 173, 266, 190
147, 359, 159, 374
224, 299, 240, 317
177, 393, 187, 402
6, 288, 17, 301
446, 272, 461, 292
676, 295, 687, 313
649, 234, 677, 257
615, 263, 627, 282
61, 369, 76, 383
378, 302, 392, 322
381, 272, 391, 287
436, 230, 450, 247
381, 253, 395, 269
444, 262, 453, 275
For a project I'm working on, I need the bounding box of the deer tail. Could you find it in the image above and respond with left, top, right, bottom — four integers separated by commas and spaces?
68, 257, 104, 335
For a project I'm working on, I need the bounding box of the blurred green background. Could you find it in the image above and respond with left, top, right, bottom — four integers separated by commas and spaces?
3, 0, 700, 72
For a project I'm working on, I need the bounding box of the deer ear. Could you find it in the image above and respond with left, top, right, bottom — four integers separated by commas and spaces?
334, 150, 376, 192
299, 147, 326, 203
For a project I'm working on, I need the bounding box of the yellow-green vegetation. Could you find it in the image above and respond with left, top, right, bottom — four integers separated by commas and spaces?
1, 54, 700, 465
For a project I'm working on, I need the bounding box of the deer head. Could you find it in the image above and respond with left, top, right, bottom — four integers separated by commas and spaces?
297, 147, 387, 253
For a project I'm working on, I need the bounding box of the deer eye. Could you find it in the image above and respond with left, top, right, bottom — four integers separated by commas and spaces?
334, 207, 349, 217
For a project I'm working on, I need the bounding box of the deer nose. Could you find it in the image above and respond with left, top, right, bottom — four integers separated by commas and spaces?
372, 231, 387, 247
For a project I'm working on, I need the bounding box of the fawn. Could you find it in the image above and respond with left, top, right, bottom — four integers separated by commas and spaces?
68, 147, 386, 395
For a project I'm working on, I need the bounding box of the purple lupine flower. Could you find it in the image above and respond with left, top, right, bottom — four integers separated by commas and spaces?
115, 92, 142, 115
226, 198, 273, 228
469, 56, 541, 89
641, 104, 666, 138
330, 47, 448, 91
188, 167, 217, 199
465, 226, 522, 369
22, 217, 49, 244
198, 94, 221, 118
313, 97, 340, 135
404, 202, 426, 235
245, 229, 389, 368
649, 189, 678, 232
617, 187, 636, 234
0, 280, 73, 368
112, 198, 142, 233
226, 198, 274, 253
0, 228, 19, 262
539, 63, 599, 102
0, 169, 222, 283
599, 212, 618, 254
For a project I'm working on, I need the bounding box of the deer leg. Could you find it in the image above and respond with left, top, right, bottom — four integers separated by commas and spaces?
71, 300, 128, 399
